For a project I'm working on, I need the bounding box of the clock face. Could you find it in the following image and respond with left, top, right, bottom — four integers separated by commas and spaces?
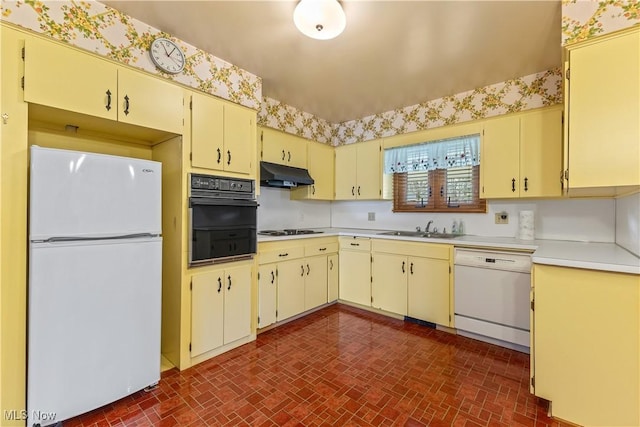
149, 38, 185, 74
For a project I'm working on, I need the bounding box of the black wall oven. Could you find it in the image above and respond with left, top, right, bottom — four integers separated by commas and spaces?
189, 174, 257, 266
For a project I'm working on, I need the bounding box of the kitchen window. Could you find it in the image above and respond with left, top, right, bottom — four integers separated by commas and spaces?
384, 135, 486, 213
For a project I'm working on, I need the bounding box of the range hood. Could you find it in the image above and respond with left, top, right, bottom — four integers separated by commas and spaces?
260, 161, 314, 188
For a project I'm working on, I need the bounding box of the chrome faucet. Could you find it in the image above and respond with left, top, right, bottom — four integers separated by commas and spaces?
425, 220, 434, 233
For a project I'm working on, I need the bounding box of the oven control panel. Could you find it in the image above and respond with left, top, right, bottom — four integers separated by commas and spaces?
189, 173, 255, 198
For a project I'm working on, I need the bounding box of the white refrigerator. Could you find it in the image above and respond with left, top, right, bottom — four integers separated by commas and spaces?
28, 146, 162, 426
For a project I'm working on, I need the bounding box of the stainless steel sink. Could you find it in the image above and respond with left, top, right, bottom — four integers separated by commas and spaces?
377, 231, 461, 239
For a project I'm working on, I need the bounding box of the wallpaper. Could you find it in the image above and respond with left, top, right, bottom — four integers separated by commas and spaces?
0, 0, 262, 110
258, 97, 333, 145
334, 69, 563, 146
562, 0, 640, 45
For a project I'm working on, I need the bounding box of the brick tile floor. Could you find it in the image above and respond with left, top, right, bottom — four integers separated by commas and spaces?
66, 304, 576, 426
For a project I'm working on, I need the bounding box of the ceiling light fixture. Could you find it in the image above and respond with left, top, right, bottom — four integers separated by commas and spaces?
293, 0, 346, 40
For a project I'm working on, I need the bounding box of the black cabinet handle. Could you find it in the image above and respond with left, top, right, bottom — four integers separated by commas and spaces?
410, 262, 414, 275
312, 185, 315, 195
306, 264, 310, 275
227, 150, 231, 165
278, 253, 288, 257
402, 261, 405, 273
288, 151, 291, 162
357, 186, 361, 196
319, 247, 327, 251
282, 149, 286, 161
350, 242, 359, 246
270, 271, 275, 284
329, 260, 334, 270
227, 275, 232, 290
105, 90, 112, 111
511, 178, 516, 192
300, 265, 304, 276
351, 186, 355, 196
217, 277, 222, 293
123, 95, 130, 115
524, 177, 529, 192
217, 148, 221, 164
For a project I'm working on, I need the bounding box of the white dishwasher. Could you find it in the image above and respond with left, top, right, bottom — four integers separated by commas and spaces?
454, 248, 531, 353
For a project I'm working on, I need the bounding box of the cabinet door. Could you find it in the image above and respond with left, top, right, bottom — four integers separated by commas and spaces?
292, 142, 334, 200
117, 67, 183, 134
481, 115, 520, 198
334, 144, 358, 199
520, 108, 562, 198
372, 253, 407, 315
24, 37, 118, 121
258, 264, 277, 328
338, 250, 371, 306
533, 265, 639, 426
191, 92, 224, 171
327, 254, 339, 302
567, 30, 640, 188
284, 135, 308, 169
407, 257, 450, 325
261, 128, 306, 168
276, 259, 306, 321
305, 255, 328, 310
191, 271, 224, 357
356, 140, 382, 199
223, 264, 252, 344
224, 103, 254, 174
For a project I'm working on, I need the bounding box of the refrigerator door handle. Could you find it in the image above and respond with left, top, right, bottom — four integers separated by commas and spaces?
40, 233, 159, 243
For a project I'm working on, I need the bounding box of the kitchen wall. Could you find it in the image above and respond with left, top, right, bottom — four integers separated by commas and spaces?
258, 188, 616, 243
616, 193, 640, 256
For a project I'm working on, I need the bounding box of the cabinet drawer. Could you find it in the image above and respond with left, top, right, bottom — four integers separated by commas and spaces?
305, 242, 338, 256
258, 245, 304, 264
372, 239, 450, 260
339, 236, 371, 251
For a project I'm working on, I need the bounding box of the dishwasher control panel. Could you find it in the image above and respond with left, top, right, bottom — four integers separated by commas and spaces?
454, 248, 532, 273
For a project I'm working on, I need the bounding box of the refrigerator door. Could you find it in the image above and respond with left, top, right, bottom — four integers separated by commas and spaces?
30, 146, 162, 240
27, 237, 162, 426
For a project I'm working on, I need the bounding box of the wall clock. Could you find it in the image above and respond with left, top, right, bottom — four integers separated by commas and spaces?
149, 37, 185, 74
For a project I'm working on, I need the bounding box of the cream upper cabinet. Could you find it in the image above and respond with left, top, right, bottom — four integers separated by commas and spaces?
564, 27, 640, 193
481, 106, 562, 198
191, 92, 255, 175
371, 253, 407, 315
24, 37, 183, 134
190, 263, 252, 358
532, 264, 639, 427
338, 237, 371, 306
260, 127, 307, 169
335, 139, 382, 200
291, 141, 335, 200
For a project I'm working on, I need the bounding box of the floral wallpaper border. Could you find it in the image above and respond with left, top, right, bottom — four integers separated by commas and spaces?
0, 0, 262, 110
258, 97, 334, 145
562, 0, 639, 45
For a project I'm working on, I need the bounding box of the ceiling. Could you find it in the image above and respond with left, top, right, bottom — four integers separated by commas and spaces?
102, 1, 562, 123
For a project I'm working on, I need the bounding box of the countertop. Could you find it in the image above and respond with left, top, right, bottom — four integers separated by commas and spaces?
257, 228, 640, 275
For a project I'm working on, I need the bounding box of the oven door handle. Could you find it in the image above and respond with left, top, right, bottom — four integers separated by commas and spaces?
189, 197, 258, 207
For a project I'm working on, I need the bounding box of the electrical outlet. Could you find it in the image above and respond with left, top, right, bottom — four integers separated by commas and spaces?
495, 212, 509, 224
368, 212, 375, 221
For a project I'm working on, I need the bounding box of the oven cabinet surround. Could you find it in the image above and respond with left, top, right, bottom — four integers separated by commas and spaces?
189, 261, 253, 363
335, 139, 383, 200
480, 105, 563, 199
259, 126, 308, 169
290, 140, 335, 201
371, 240, 453, 326
23, 35, 183, 135
190, 91, 256, 176
562, 26, 640, 197
257, 237, 338, 329
531, 264, 639, 426
338, 236, 373, 306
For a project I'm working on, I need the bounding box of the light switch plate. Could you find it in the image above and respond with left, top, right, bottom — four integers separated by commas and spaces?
495, 212, 509, 224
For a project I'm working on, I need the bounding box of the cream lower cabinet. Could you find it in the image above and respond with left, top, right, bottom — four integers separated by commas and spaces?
258, 237, 337, 328
372, 239, 452, 325
338, 237, 372, 306
328, 254, 339, 302
190, 263, 252, 358
532, 264, 639, 427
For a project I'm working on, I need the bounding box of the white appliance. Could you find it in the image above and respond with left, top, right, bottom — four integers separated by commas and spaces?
454, 248, 531, 353
28, 146, 162, 427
